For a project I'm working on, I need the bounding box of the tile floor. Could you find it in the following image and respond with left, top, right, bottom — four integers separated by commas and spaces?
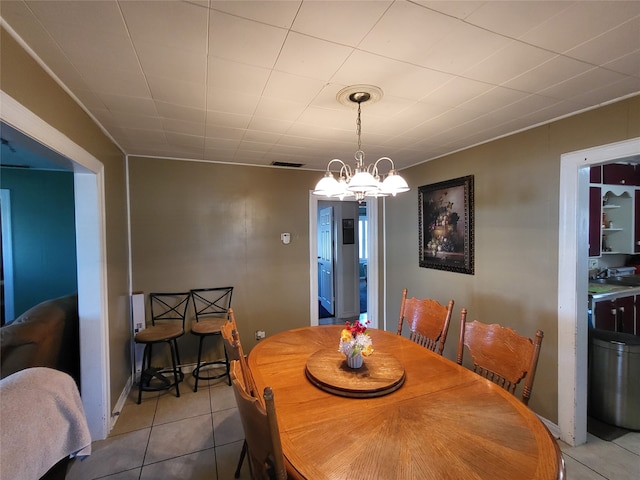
559, 432, 640, 480
66, 374, 249, 480
66, 373, 640, 480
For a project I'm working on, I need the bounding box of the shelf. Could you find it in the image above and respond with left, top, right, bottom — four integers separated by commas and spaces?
602, 228, 623, 232
602, 204, 621, 209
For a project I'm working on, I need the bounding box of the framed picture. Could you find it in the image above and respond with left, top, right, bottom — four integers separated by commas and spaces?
418, 175, 474, 274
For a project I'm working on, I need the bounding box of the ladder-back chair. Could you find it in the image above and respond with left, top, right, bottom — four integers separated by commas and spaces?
397, 288, 454, 355
190, 286, 233, 392
230, 360, 288, 480
221, 309, 255, 478
456, 309, 544, 405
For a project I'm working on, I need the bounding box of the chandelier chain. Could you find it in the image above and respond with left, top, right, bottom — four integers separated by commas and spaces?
356, 101, 362, 152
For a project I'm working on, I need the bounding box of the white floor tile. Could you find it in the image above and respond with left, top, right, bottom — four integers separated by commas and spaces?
212, 407, 245, 446
562, 433, 640, 480
210, 383, 238, 412
154, 383, 212, 425
145, 414, 214, 464
66, 428, 150, 479
140, 448, 217, 480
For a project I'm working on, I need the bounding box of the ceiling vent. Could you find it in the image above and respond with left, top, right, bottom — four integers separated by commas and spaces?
271, 161, 303, 168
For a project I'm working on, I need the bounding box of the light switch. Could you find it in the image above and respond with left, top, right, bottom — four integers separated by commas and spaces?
281, 233, 291, 244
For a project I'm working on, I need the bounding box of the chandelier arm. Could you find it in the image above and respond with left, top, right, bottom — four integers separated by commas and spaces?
325, 158, 348, 174
339, 164, 352, 180
372, 157, 396, 174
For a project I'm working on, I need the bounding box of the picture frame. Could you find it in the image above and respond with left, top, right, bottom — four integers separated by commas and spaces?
418, 175, 474, 275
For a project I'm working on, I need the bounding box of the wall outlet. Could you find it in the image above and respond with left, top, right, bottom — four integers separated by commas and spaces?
255, 330, 266, 340
588, 259, 599, 269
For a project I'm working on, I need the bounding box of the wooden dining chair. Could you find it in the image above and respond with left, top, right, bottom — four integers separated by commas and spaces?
221, 309, 253, 478
221, 309, 256, 396
456, 309, 544, 405
230, 359, 288, 480
396, 288, 454, 355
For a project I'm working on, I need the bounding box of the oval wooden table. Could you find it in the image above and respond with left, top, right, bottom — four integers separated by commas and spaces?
248, 326, 563, 480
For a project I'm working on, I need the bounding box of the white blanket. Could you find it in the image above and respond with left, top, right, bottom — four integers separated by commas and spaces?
0, 367, 92, 480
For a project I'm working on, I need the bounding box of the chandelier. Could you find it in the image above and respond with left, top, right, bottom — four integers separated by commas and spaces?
312, 85, 409, 202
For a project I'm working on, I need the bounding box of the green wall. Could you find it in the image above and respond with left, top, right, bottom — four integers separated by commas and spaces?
0, 167, 77, 318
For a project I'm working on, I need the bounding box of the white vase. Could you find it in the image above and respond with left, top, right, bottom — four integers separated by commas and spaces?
346, 353, 364, 369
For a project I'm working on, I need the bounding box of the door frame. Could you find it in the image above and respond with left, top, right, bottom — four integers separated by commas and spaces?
1, 91, 111, 440
0, 189, 15, 322
558, 136, 640, 446
310, 193, 379, 328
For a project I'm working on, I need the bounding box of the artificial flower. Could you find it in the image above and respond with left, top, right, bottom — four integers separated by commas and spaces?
338, 320, 373, 358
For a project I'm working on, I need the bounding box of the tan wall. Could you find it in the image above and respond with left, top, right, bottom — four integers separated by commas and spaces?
385, 95, 640, 423
1, 28, 131, 408
128, 157, 320, 356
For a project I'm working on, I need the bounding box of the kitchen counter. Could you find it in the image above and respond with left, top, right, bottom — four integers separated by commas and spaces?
589, 275, 640, 300
589, 283, 640, 300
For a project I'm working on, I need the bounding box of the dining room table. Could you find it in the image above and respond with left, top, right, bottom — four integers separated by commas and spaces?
247, 325, 564, 480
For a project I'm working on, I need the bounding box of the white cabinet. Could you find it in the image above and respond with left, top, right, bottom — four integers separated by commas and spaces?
601, 186, 634, 255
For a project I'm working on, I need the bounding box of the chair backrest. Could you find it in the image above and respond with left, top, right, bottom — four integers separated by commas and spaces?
149, 292, 191, 329
397, 288, 454, 355
190, 287, 233, 322
456, 309, 544, 405
222, 309, 257, 395
230, 360, 287, 480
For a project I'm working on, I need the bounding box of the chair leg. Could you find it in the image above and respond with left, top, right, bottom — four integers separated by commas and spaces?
168, 339, 180, 398
137, 344, 150, 404
234, 439, 247, 478
224, 345, 231, 386
194, 335, 205, 392
173, 338, 184, 378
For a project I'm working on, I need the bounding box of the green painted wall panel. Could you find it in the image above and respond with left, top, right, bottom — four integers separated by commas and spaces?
0, 167, 77, 318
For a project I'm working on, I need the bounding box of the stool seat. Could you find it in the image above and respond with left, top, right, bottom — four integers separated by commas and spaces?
135, 324, 183, 343
190, 318, 226, 336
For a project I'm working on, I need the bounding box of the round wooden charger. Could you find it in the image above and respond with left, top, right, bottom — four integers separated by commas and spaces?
305, 348, 405, 398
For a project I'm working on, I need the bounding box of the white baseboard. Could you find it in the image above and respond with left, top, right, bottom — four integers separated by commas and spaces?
539, 415, 561, 439
110, 376, 133, 432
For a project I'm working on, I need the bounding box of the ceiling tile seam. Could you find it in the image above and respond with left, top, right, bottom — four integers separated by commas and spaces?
212, 2, 305, 160
400, 91, 640, 172
115, 0, 166, 150
207, 2, 299, 31
202, 1, 212, 157
0, 17, 127, 157
415, 6, 638, 84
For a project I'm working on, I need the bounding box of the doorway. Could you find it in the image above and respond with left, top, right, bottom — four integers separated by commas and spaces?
1, 92, 110, 440
309, 193, 379, 329
317, 200, 360, 324
317, 201, 369, 325
558, 136, 640, 446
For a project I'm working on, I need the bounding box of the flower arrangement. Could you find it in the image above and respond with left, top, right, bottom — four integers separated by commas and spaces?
338, 320, 373, 358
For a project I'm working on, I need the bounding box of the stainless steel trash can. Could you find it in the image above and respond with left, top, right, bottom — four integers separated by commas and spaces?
588, 329, 640, 430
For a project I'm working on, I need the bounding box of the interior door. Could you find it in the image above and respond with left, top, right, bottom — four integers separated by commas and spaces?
318, 206, 334, 314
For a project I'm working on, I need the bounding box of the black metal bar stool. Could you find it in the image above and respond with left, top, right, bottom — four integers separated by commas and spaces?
189, 286, 234, 391
134, 292, 191, 404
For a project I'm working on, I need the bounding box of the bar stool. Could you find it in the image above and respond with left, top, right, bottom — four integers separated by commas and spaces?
190, 286, 234, 391
134, 292, 191, 404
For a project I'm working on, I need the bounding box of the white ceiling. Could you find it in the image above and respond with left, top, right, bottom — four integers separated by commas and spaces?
1, 0, 639, 172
